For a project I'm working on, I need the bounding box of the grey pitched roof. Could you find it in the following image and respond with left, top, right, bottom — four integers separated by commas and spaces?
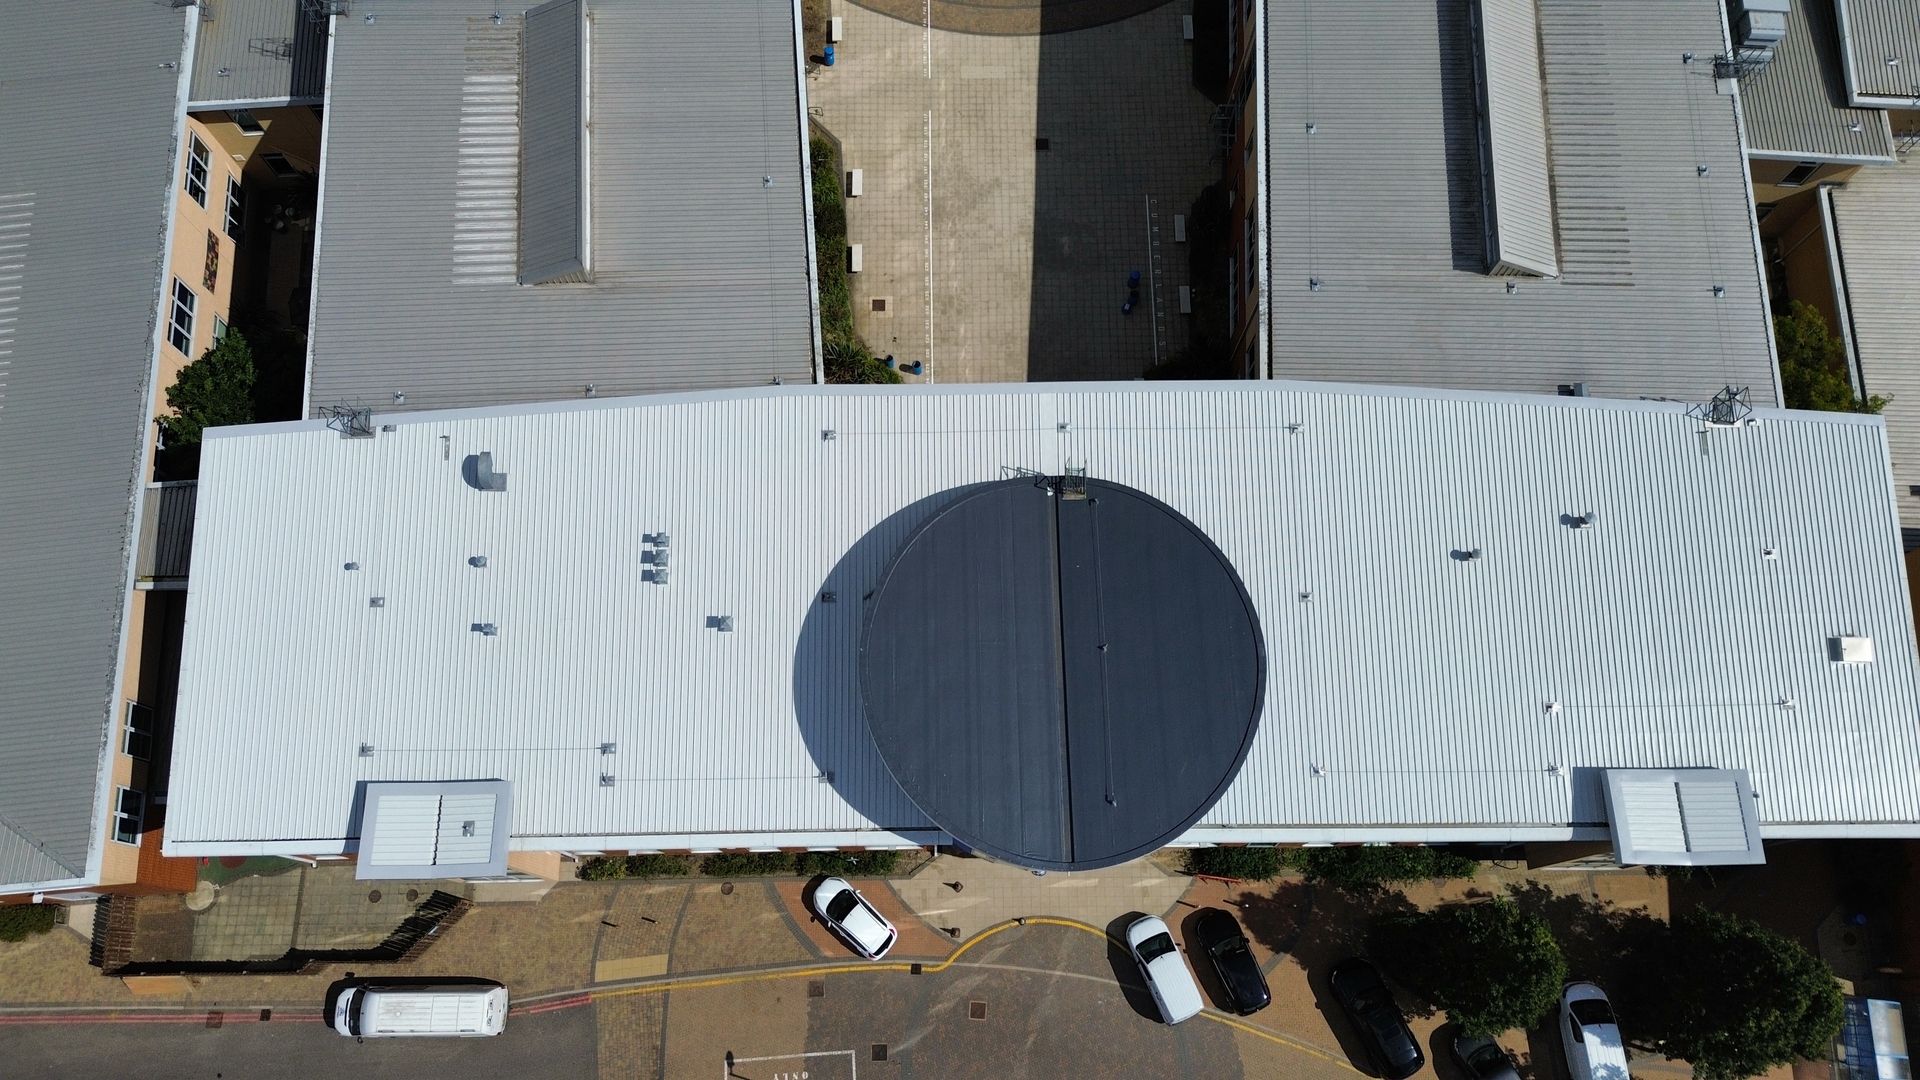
188, 0, 327, 108
306, 0, 818, 416
1834, 0, 1920, 105
1830, 161, 1920, 525
1741, 0, 1895, 162
1263, 0, 1779, 405
0, 1, 191, 888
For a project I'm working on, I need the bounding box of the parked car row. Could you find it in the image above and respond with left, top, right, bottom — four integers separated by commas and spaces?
801, 884, 1626, 1080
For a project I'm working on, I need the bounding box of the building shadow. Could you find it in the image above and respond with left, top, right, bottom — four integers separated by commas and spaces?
1433, 0, 1488, 272
1025, 0, 1223, 381
791, 483, 994, 836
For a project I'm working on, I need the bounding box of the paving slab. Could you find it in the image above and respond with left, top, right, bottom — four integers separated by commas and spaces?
771, 878, 952, 959
810, 0, 1217, 383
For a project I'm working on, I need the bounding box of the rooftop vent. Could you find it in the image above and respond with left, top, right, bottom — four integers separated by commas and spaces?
1829, 635, 1875, 664
463, 452, 508, 492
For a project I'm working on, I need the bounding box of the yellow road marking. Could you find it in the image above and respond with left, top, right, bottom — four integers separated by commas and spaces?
1198, 1012, 1366, 1075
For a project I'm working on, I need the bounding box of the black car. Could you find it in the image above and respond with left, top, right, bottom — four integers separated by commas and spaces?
1193, 908, 1271, 1015
1328, 958, 1424, 1080
1451, 1032, 1521, 1080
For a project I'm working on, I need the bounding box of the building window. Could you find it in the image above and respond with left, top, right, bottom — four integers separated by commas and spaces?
230, 109, 265, 136
203, 229, 220, 292
184, 135, 210, 207
224, 177, 245, 240
1779, 161, 1820, 188
112, 788, 145, 845
213, 315, 229, 344
259, 151, 302, 179
1227, 256, 1237, 329
1244, 215, 1257, 295
123, 702, 155, 761
168, 277, 196, 355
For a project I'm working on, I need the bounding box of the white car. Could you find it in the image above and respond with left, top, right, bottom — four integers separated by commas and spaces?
808, 876, 898, 959
1125, 914, 1204, 1024
1560, 981, 1630, 1080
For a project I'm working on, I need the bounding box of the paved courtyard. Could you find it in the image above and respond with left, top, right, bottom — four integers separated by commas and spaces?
1, 856, 1721, 1079
809, 0, 1220, 382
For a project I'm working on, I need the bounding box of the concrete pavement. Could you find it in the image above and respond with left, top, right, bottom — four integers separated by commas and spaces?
890, 852, 1192, 940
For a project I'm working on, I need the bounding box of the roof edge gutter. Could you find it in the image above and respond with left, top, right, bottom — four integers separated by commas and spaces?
1819, 183, 1868, 401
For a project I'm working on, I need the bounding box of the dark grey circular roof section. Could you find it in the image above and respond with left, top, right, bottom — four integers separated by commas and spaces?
858, 476, 1266, 872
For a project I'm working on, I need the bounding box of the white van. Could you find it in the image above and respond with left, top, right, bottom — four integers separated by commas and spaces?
1560, 981, 1629, 1080
1125, 915, 1205, 1024
332, 982, 509, 1038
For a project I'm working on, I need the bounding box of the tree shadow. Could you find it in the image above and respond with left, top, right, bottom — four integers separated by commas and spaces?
1502, 880, 1668, 1039
1233, 880, 1425, 1075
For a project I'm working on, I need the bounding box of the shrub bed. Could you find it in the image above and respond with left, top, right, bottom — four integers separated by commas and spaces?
0, 903, 60, 942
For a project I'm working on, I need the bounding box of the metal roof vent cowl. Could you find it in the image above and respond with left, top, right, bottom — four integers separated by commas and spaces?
464, 452, 508, 492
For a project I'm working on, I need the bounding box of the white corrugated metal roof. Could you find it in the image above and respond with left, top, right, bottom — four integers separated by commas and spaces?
1833, 0, 1920, 105
165, 383, 1920, 857
1605, 768, 1766, 865
1263, 0, 1778, 401
1829, 161, 1920, 527
305, 0, 817, 414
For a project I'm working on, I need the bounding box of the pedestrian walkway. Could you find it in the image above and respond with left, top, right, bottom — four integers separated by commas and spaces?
889, 853, 1191, 940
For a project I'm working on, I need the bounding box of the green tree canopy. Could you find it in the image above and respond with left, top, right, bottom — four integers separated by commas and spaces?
156, 330, 256, 476
1776, 301, 1885, 414
1647, 909, 1844, 1080
1372, 898, 1567, 1037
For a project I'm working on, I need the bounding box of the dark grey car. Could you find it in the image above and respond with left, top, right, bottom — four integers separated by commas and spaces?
1451, 1032, 1522, 1080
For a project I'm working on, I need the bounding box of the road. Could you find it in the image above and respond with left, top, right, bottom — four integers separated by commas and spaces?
0, 924, 1362, 1080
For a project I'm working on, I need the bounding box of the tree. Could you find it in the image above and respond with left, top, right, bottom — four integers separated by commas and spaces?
1645, 909, 1843, 1080
1776, 301, 1885, 414
1372, 899, 1567, 1037
155, 331, 256, 477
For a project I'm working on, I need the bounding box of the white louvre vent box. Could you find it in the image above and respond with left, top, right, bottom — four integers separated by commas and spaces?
847, 169, 863, 198
1832, 636, 1876, 664
1604, 768, 1764, 866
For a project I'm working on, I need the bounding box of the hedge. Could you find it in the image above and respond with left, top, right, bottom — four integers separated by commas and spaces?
0, 904, 60, 942
578, 850, 904, 880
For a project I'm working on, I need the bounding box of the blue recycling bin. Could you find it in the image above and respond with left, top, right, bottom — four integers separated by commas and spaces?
823, 44, 835, 66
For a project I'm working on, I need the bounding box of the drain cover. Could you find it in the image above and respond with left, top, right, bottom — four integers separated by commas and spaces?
871, 297, 888, 312
367, 889, 382, 903
1035, 137, 1050, 151
720, 882, 734, 896
968, 1001, 987, 1021
808, 981, 825, 998
406, 888, 420, 902
872, 1044, 888, 1061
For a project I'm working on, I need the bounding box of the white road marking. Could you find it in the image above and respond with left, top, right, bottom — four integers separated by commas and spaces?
724, 1048, 857, 1080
